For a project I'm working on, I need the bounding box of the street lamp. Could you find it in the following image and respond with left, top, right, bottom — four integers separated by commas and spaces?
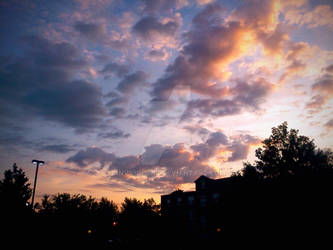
31, 159, 45, 209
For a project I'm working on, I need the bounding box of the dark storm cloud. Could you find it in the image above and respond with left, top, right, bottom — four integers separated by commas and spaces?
100, 62, 130, 78
132, 16, 180, 41
116, 71, 150, 94
0, 35, 106, 132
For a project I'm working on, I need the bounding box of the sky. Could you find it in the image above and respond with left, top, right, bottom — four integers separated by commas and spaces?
1, 0, 333, 204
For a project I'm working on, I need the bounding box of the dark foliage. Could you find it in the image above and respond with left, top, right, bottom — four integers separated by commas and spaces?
219, 122, 333, 247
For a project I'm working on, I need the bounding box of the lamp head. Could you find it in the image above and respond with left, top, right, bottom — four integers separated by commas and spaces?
32, 159, 45, 166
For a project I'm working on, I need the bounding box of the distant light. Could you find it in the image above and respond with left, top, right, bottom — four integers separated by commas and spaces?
88, 229, 92, 234
113, 221, 118, 227
217, 227, 222, 232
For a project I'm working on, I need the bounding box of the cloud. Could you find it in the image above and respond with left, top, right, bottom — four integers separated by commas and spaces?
181, 99, 241, 121
100, 62, 130, 78
305, 94, 326, 111
324, 119, 333, 129
74, 21, 106, 42
132, 16, 180, 42
226, 134, 260, 162
141, 0, 188, 15
145, 49, 168, 61
190, 131, 229, 161
116, 70, 150, 94
196, 0, 215, 5
39, 144, 76, 154
279, 41, 309, 82
312, 74, 333, 95
183, 125, 210, 137
284, 4, 333, 30
66, 130, 259, 191
149, 2, 276, 109
98, 129, 130, 140
104, 91, 128, 107
325, 64, 333, 73
306, 71, 333, 113
256, 24, 289, 55
103, 70, 150, 118
181, 77, 273, 120
74, 21, 129, 50
0, 35, 106, 132
23, 79, 106, 130
66, 147, 115, 167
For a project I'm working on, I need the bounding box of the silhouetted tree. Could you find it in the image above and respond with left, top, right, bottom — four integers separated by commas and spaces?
0, 163, 32, 210
119, 198, 161, 248
243, 122, 333, 179
0, 164, 34, 248
225, 122, 333, 246
36, 193, 119, 248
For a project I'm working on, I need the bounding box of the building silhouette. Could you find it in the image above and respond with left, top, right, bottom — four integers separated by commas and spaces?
161, 175, 234, 237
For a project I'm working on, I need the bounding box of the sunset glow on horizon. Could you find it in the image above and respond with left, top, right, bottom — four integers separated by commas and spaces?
1, 0, 333, 204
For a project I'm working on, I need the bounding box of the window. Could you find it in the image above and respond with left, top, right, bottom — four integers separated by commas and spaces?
177, 197, 182, 205
201, 180, 206, 189
188, 210, 193, 220
212, 193, 219, 199
188, 196, 195, 205
200, 215, 207, 225
200, 196, 207, 207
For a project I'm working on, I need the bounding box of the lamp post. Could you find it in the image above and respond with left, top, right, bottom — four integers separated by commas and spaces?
31, 159, 45, 209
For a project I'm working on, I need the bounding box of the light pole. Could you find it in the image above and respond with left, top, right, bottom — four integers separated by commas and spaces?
31, 159, 45, 209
